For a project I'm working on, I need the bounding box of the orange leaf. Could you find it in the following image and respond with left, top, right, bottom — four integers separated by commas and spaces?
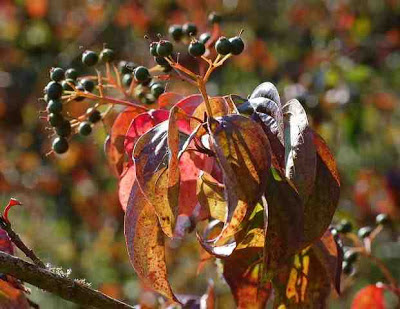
352, 285, 385, 309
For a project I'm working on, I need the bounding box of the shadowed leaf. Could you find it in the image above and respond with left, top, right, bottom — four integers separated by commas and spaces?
197, 172, 226, 222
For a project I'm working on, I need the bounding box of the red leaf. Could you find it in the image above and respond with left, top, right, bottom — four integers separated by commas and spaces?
157, 92, 184, 109
0, 281, 30, 309
175, 94, 204, 115
352, 285, 385, 309
0, 230, 13, 255
118, 163, 136, 212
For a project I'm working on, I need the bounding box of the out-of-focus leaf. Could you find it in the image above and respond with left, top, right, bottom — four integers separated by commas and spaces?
0, 230, 13, 255
0, 280, 30, 309
283, 99, 316, 200
209, 115, 271, 241
351, 285, 385, 309
158, 92, 184, 109
200, 279, 215, 309
197, 172, 226, 222
124, 183, 177, 302
106, 106, 147, 175
223, 248, 271, 309
263, 169, 304, 274
272, 246, 331, 308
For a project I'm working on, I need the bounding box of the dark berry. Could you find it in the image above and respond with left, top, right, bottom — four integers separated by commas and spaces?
199, 32, 211, 44
215, 37, 232, 55
50, 67, 65, 82
48, 113, 64, 127
156, 40, 173, 57
358, 226, 372, 239
337, 220, 352, 234
344, 250, 358, 263
169, 25, 184, 41
87, 108, 102, 123
208, 12, 221, 24
79, 122, 92, 136
162, 64, 172, 73
65, 68, 78, 80
56, 119, 72, 137
62, 79, 75, 91
141, 94, 155, 105
80, 79, 95, 92
122, 74, 133, 87
74, 84, 85, 101
229, 36, 245, 55
82, 50, 99, 66
342, 261, 353, 275
52, 137, 69, 154
151, 83, 165, 98
47, 99, 63, 114
155, 56, 169, 66
99, 48, 115, 63
183, 23, 197, 36
46, 81, 63, 100
188, 41, 206, 57
376, 213, 390, 226
119, 61, 129, 74
149, 42, 158, 57
134, 66, 150, 83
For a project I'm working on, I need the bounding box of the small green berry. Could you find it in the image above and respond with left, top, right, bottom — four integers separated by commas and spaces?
337, 220, 352, 234
188, 41, 206, 57
229, 36, 244, 55
151, 83, 165, 98
169, 25, 184, 41
215, 37, 232, 55
47, 99, 63, 114
62, 79, 75, 91
199, 32, 211, 44
183, 22, 197, 36
99, 48, 115, 63
149, 42, 158, 57
56, 119, 72, 137
82, 50, 99, 66
79, 122, 92, 136
342, 261, 353, 275
208, 12, 221, 24
156, 40, 173, 57
134, 66, 150, 83
376, 213, 390, 226
154, 56, 169, 66
52, 137, 69, 154
122, 74, 133, 87
48, 113, 64, 127
80, 79, 95, 92
45, 81, 63, 100
50, 67, 65, 82
358, 226, 373, 239
65, 68, 78, 80
344, 250, 358, 263
86, 108, 102, 123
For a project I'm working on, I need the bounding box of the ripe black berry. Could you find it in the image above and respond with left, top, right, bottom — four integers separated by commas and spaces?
47, 99, 63, 114
79, 122, 92, 136
46, 81, 63, 100
99, 48, 115, 63
188, 41, 206, 57
344, 250, 358, 263
208, 12, 221, 24
169, 25, 184, 41
199, 32, 211, 44
149, 42, 158, 57
65, 68, 78, 80
50, 67, 65, 82
52, 137, 69, 154
80, 79, 95, 92
183, 23, 197, 36
82, 50, 99, 66
48, 113, 64, 127
74, 84, 85, 101
62, 79, 75, 91
342, 261, 353, 275
156, 40, 173, 57
151, 83, 165, 98
122, 74, 133, 87
215, 37, 232, 55
357, 226, 372, 239
86, 108, 102, 123
376, 213, 390, 226
155, 56, 169, 66
56, 119, 72, 137
229, 36, 244, 55
162, 64, 172, 73
134, 66, 150, 83
337, 220, 352, 234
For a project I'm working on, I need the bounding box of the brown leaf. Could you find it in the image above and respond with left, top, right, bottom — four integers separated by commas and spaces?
124, 183, 177, 301
197, 172, 226, 222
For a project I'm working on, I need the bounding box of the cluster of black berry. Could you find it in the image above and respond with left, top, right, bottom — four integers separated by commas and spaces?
331, 213, 391, 275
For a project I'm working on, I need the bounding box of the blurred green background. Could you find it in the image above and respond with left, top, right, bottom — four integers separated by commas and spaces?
0, 0, 398, 307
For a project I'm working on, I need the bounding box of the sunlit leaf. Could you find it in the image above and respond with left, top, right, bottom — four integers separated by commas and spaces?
157, 92, 184, 109
197, 172, 226, 222
124, 183, 177, 301
249, 82, 281, 107
118, 162, 136, 211
223, 248, 271, 309
351, 285, 385, 309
